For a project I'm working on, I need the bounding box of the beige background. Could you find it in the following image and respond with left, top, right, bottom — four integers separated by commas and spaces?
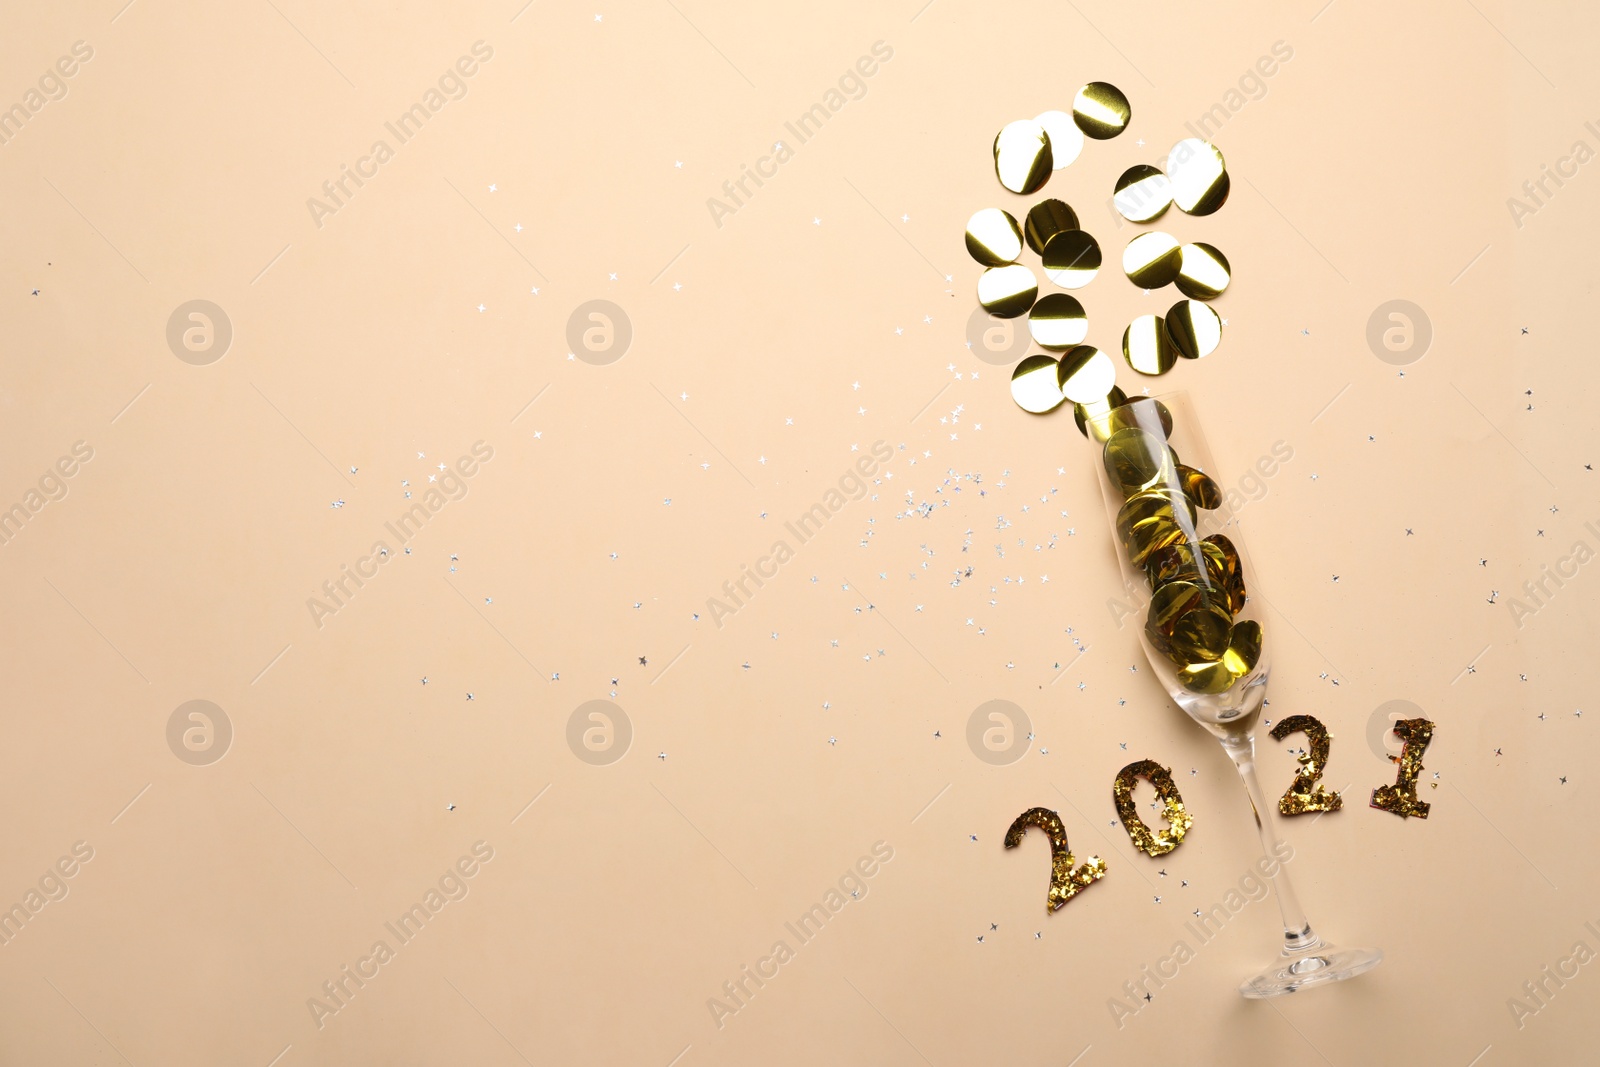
1, 0, 1595, 1063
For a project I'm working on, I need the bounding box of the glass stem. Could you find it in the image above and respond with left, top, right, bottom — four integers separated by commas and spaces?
1220, 735, 1320, 955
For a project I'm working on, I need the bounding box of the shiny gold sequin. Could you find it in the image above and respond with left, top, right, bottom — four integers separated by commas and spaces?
994, 120, 1053, 194
1034, 110, 1084, 170
1122, 314, 1176, 376
1125, 515, 1188, 567
978, 264, 1038, 318
1010, 353, 1066, 414
1166, 138, 1229, 215
1165, 300, 1223, 359
1176, 243, 1231, 299
1176, 621, 1261, 694
1169, 602, 1233, 662
1004, 806, 1107, 912
1103, 425, 1171, 493
1025, 199, 1080, 255
1041, 230, 1101, 289
1029, 293, 1089, 350
1117, 488, 1196, 542
1056, 345, 1117, 403
1116, 396, 1174, 438
1073, 82, 1131, 139
1203, 533, 1247, 613
1269, 715, 1344, 816
1123, 232, 1182, 289
1176, 464, 1222, 509
965, 207, 1023, 266
1112, 759, 1194, 857
1371, 718, 1434, 819
1114, 164, 1172, 222
1073, 385, 1128, 441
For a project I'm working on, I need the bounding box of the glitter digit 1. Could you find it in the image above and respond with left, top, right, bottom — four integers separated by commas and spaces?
1111, 759, 1194, 856
1268, 714, 1344, 816
1003, 806, 1107, 911
1370, 718, 1435, 819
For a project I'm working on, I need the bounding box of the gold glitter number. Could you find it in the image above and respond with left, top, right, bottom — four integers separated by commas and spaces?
1112, 759, 1194, 856
1370, 718, 1435, 819
1268, 715, 1344, 816
1003, 806, 1107, 911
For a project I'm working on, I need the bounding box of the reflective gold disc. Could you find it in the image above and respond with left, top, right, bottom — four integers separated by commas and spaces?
1034, 110, 1084, 170
977, 264, 1038, 318
1073, 82, 1131, 139
1122, 314, 1176, 376
1165, 300, 1222, 359
1178, 658, 1242, 695
1041, 230, 1101, 289
1176, 464, 1223, 509
1028, 293, 1089, 351
1010, 354, 1066, 414
1117, 488, 1195, 542
1116, 396, 1175, 438
1103, 426, 1171, 494
1073, 385, 1128, 441
1123, 232, 1182, 289
1169, 603, 1233, 662
1166, 139, 1229, 215
965, 207, 1023, 266
1025, 199, 1080, 255
994, 120, 1053, 195
1203, 533, 1247, 613
1176, 243, 1231, 300
1055, 345, 1116, 404
1113, 164, 1172, 222
1146, 580, 1204, 654
1221, 619, 1263, 674
1125, 515, 1187, 567
1146, 540, 1224, 592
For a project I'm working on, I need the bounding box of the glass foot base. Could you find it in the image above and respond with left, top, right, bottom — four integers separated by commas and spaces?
1239, 943, 1383, 999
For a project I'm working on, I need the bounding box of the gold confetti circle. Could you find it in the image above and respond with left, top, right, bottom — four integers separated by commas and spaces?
977, 264, 1038, 317
1034, 110, 1084, 169
1122, 314, 1176, 376
1117, 488, 1195, 542
1041, 230, 1101, 289
1025, 199, 1080, 255
1073, 82, 1131, 139
1165, 300, 1222, 359
1113, 164, 1172, 222
1176, 243, 1231, 299
1056, 345, 1117, 403
1010, 353, 1066, 413
1176, 464, 1223, 509
994, 120, 1053, 194
1103, 426, 1171, 494
965, 208, 1023, 266
1166, 138, 1229, 215
1123, 231, 1183, 289
1028, 293, 1089, 350
1073, 385, 1128, 440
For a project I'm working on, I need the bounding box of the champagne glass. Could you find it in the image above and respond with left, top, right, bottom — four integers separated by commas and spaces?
1086, 390, 1382, 998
